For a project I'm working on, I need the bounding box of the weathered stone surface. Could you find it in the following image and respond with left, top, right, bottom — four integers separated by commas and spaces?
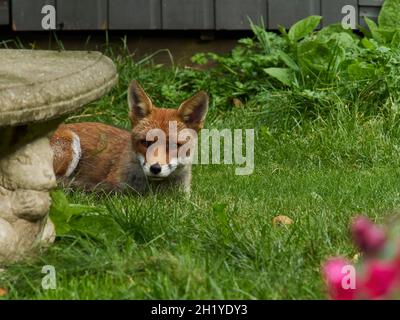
0, 120, 62, 156
0, 136, 56, 263
0, 49, 118, 264
40, 219, 56, 245
0, 187, 51, 222
0, 137, 56, 191
0, 219, 18, 261
0, 49, 118, 127
13, 219, 42, 252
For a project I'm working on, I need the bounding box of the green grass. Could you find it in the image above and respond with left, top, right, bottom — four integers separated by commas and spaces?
3, 89, 400, 299
2, 158, 400, 299
2, 26, 400, 299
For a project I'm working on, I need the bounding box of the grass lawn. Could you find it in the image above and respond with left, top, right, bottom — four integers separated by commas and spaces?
2, 87, 400, 298
3, 12, 400, 299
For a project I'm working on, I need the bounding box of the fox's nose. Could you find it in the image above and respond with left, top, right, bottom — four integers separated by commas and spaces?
150, 163, 162, 175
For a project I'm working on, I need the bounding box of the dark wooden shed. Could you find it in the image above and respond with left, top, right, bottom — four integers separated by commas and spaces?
0, 0, 385, 31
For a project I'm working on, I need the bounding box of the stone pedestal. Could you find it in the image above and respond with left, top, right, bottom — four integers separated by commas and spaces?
0, 49, 117, 264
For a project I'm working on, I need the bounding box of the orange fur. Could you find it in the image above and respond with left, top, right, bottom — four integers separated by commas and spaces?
52, 122, 134, 191
50, 80, 209, 193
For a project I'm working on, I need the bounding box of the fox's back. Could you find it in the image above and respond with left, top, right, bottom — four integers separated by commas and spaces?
51, 122, 135, 190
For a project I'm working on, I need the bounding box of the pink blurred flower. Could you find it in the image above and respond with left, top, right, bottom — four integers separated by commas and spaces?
362, 259, 399, 299
323, 258, 357, 300
351, 216, 386, 255
323, 216, 400, 299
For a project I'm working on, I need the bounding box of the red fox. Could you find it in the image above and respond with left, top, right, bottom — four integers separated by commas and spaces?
50, 80, 209, 193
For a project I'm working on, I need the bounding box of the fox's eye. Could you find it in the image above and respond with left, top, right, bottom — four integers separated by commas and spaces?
141, 140, 153, 148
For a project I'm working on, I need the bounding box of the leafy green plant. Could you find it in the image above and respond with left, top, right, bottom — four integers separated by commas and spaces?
185, 2, 400, 122
288, 15, 322, 43
49, 190, 124, 242
363, 0, 400, 45
49, 190, 95, 235
378, 0, 400, 30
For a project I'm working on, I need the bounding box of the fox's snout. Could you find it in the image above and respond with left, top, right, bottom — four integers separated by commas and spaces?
137, 153, 179, 179
150, 163, 162, 175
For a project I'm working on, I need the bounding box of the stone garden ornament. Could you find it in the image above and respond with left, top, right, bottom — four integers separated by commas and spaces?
0, 49, 117, 263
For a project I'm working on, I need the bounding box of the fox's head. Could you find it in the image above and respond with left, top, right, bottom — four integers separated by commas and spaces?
128, 80, 209, 180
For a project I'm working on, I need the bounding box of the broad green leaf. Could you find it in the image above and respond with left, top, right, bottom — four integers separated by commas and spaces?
358, 24, 372, 38
50, 190, 69, 213
49, 190, 71, 235
69, 215, 125, 242
379, 0, 400, 29
348, 62, 376, 80
65, 204, 98, 217
364, 16, 396, 43
51, 218, 71, 236
277, 50, 299, 71
364, 17, 386, 43
297, 37, 345, 74
318, 23, 359, 40
378, 27, 397, 43
49, 190, 100, 236
329, 32, 358, 49
264, 68, 294, 86
364, 16, 378, 31
288, 15, 322, 42
391, 30, 400, 48
361, 37, 376, 50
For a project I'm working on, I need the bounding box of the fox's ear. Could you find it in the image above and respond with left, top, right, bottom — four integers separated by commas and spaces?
178, 91, 209, 131
128, 80, 153, 126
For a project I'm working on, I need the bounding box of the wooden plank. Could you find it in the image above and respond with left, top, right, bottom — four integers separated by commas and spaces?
268, 0, 321, 29
359, 0, 384, 7
0, 0, 9, 25
215, 0, 267, 30
57, 0, 107, 30
12, 0, 56, 31
322, 0, 358, 27
109, 0, 161, 30
162, 0, 214, 30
